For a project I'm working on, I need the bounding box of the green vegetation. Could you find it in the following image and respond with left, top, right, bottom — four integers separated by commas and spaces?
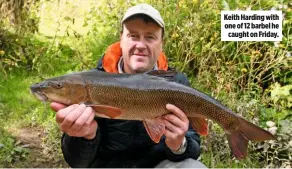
0, 0, 291, 168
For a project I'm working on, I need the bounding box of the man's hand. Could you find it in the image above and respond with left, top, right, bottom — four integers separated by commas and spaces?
163, 104, 189, 152
50, 102, 98, 140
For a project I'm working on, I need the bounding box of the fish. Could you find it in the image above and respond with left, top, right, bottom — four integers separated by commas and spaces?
30, 70, 276, 160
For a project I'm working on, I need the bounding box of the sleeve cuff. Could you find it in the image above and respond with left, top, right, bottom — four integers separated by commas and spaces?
164, 135, 201, 162
170, 137, 187, 155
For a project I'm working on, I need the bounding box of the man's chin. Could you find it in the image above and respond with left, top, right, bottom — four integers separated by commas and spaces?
133, 68, 147, 73
131, 66, 149, 73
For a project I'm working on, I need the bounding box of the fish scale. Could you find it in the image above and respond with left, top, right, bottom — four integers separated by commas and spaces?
30, 70, 276, 160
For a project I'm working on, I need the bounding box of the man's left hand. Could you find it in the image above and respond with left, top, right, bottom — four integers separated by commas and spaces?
163, 104, 189, 152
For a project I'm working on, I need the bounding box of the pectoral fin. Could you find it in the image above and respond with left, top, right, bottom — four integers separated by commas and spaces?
189, 117, 208, 136
89, 104, 123, 118
143, 118, 165, 143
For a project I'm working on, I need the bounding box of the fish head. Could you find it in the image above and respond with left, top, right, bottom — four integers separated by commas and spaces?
30, 74, 88, 105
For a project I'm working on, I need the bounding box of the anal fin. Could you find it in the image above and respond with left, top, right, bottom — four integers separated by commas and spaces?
226, 131, 248, 160
143, 118, 165, 143
189, 117, 208, 136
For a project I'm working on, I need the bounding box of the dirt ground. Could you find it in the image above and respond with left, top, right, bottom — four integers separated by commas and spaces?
4, 127, 69, 168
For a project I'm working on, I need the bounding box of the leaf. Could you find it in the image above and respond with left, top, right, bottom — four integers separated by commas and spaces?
64, 16, 72, 21
7, 156, 12, 163
15, 140, 22, 146
82, 21, 88, 27
14, 146, 25, 153
0, 143, 4, 148
271, 83, 292, 98
221, 0, 230, 10
279, 120, 292, 134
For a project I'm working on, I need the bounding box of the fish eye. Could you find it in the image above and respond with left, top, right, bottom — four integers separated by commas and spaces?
48, 82, 63, 89
55, 83, 63, 89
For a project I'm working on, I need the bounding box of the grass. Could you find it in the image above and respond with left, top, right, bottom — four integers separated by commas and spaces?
0, 71, 40, 123
0, 64, 71, 167
201, 151, 260, 168
0, 71, 38, 166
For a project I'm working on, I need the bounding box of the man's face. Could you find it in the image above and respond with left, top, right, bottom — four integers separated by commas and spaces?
120, 18, 163, 73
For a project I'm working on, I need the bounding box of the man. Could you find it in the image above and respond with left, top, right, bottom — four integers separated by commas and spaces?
50, 3, 207, 168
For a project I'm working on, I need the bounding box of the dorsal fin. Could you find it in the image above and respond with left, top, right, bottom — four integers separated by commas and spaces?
146, 70, 177, 81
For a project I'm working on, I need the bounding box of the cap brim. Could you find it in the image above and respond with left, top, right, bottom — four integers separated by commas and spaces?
121, 12, 164, 28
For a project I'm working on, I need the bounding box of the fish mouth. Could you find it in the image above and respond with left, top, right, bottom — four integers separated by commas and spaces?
33, 91, 48, 101
30, 83, 49, 101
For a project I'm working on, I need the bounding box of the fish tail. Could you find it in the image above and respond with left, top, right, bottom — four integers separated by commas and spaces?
226, 118, 276, 160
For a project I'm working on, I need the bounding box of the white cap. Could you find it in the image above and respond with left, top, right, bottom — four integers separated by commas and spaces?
121, 3, 164, 28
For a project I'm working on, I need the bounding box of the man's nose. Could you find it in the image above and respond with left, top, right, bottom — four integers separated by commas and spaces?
135, 41, 147, 50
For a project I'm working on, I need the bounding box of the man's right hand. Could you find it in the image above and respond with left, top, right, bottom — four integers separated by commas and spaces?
50, 102, 98, 140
